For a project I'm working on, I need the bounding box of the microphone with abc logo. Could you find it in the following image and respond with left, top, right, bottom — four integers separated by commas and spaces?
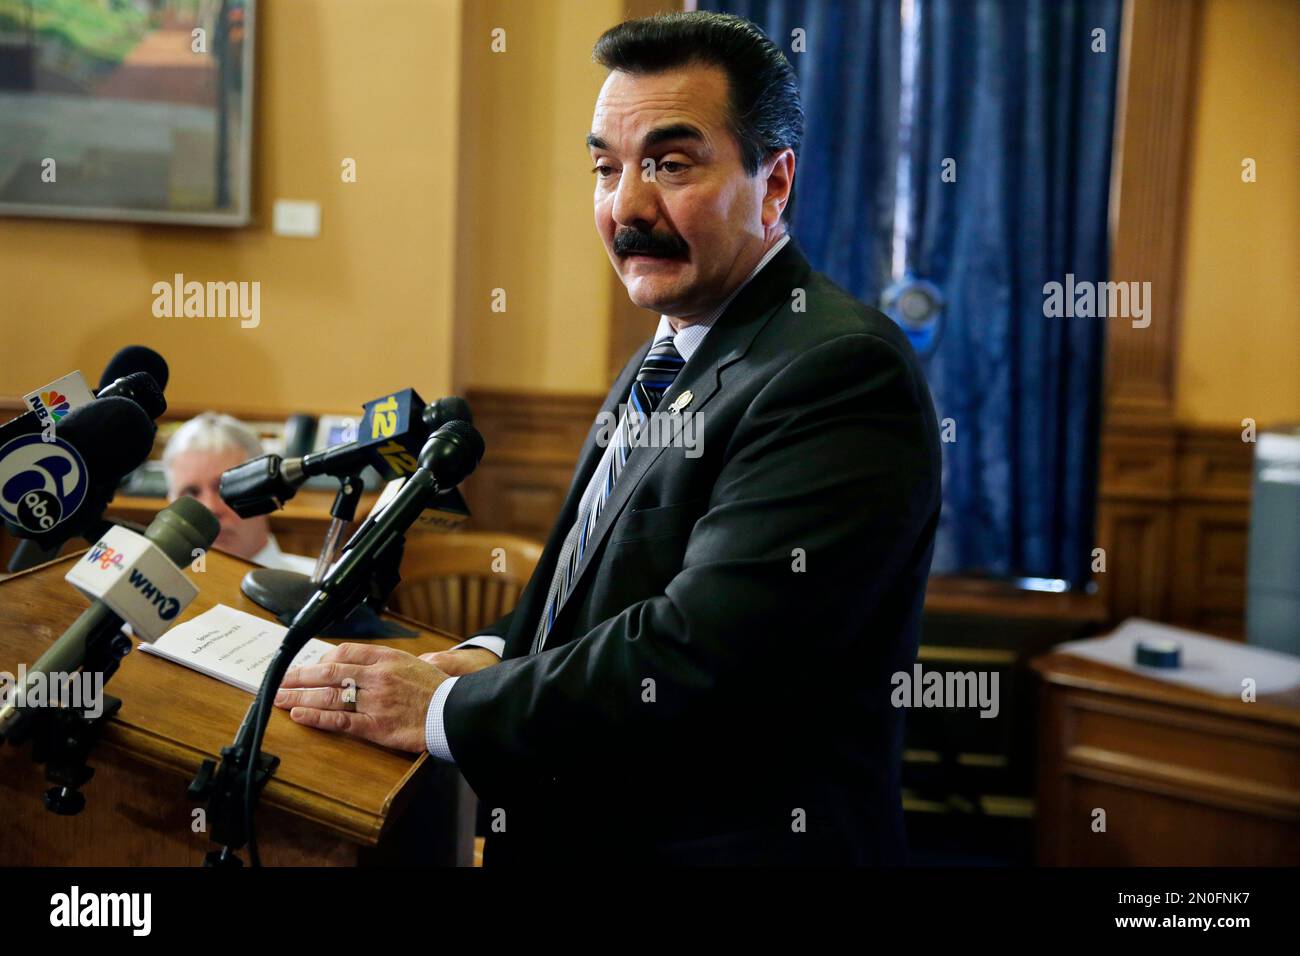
1, 346, 170, 572
0, 397, 158, 568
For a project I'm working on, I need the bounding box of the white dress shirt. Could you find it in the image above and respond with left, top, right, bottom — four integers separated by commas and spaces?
424, 233, 792, 762
250, 534, 318, 575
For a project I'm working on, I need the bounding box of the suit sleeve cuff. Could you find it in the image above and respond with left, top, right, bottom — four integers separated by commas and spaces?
454, 635, 505, 657
424, 675, 461, 762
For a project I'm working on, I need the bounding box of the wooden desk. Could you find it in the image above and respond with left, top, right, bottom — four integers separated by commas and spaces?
1032, 650, 1300, 865
0, 548, 466, 866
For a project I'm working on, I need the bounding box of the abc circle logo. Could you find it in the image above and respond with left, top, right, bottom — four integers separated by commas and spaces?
0, 433, 89, 534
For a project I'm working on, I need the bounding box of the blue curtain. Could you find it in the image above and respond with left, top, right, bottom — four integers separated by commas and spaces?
703, 0, 901, 304
907, 0, 1120, 585
701, 0, 1120, 587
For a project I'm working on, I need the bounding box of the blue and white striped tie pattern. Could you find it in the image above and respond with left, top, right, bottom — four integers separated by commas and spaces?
532, 336, 686, 652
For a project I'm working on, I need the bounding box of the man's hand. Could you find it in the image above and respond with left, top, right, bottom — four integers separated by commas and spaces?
419, 647, 500, 676
274, 643, 449, 753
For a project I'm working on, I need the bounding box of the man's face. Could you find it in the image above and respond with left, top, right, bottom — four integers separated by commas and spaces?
590, 63, 788, 319
166, 447, 270, 560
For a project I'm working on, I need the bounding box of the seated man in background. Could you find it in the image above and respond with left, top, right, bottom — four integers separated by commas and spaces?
163, 412, 316, 574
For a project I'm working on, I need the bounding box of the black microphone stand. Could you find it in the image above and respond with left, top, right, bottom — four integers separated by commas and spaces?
239, 471, 366, 621
189, 529, 409, 867
3, 615, 131, 816
194, 421, 482, 867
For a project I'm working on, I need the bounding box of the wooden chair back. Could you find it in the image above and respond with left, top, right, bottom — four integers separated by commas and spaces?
389, 531, 543, 639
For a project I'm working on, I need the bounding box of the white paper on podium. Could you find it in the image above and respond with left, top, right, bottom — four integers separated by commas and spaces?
137, 604, 334, 694
1056, 618, 1300, 697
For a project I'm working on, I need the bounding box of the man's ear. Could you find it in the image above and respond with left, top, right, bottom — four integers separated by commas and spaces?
762, 148, 796, 228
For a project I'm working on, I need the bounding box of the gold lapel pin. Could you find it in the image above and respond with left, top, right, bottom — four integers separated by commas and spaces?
668, 390, 694, 414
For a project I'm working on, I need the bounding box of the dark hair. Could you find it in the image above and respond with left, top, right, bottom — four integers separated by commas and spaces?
593, 11, 803, 223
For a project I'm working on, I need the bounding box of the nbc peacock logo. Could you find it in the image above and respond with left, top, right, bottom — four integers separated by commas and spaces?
38, 391, 71, 422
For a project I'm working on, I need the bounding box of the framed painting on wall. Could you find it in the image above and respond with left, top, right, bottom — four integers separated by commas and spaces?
0, 0, 255, 226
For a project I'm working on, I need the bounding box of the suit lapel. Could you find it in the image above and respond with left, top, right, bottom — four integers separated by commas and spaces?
564, 340, 651, 507
504, 338, 651, 656
547, 241, 813, 639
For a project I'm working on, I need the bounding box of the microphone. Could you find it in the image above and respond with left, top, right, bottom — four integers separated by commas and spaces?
0, 345, 168, 447
220, 394, 473, 517
289, 420, 484, 636
303, 393, 473, 481
97, 345, 170, 393
1, 346, 169, 570
424, 395, 472, 430
2, 397, 157, 567
0, 497, 219, 740
96, 370, 167, 420
196, 422, 481, 865
94, 345, 169, 421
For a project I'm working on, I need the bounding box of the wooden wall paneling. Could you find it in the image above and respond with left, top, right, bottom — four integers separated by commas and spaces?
462, 388, 603, 538
1095, 423, 1252, 635
1177, 427, 1255, 501
1168, 427, 1253, 632
1095, 419, 1177, 621
1170, 502, 1250, 634
1096, 500, 1173, 622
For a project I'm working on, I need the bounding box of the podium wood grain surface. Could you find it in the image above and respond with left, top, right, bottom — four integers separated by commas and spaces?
1032, 650, 1300, 866
0, 548, 460, 866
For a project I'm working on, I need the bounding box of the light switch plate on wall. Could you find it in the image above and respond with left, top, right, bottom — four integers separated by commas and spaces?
272, 200, 321, 238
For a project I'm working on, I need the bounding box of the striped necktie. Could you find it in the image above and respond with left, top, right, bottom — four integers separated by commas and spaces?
532, 335, 686, 652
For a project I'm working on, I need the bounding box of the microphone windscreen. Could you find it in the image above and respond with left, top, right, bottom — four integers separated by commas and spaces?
418, 420, 484, 489
444, 418, 485, 461
58, 396, 157, 480
219, 454, 292, 517
100, 370, 167, 420
432, 396, 473, 427
147, 495, 221, 563
99, 345, 170, 392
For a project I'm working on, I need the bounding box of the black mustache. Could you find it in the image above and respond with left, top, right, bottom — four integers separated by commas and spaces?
614, 230, 688, 258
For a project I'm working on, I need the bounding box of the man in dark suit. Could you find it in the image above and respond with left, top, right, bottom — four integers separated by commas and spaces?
276, 11, 940, 865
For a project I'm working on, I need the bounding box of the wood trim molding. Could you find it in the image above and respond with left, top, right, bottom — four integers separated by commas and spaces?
1089, 0, 1256, 637
1104, 0, 1203, 424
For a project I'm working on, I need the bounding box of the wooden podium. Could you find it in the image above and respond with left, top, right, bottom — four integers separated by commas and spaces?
0, 549, 470, 866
